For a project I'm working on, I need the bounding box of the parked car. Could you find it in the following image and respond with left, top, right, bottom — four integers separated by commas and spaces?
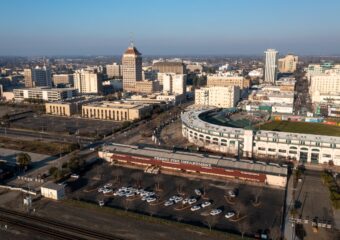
182, 198, 190, 204
98, 200, 105, 207
190, 205, 201, 211
227, 190, 236, 198
70, 174, 79, 179
201, 201, 211, 208
194, 189, 202, 196
146, 197, 157, 203
210, 209, 222, 216
225, 211, 235, 219
174, 196, 183, 203
188, 198, 197, 205
103, 188, 113, 194
164, 201, 174, 206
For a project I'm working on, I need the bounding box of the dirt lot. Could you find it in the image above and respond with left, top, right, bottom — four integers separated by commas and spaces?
0, 136, 77, 155
11, 115, 123, 138
160, 119, 193, 148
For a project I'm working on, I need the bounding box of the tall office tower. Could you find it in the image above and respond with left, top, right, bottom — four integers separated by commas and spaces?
24, 68, 33, 87
106, 62, 122, 79
74, 70, 102, 94
31, 66, 52, 87
264, 49, 278, 83
122, 43, 143, 91
278, 54, 298, 73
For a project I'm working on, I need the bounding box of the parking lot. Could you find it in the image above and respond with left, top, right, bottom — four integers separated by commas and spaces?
11, 115, 123, 137
65, 160, 285, 237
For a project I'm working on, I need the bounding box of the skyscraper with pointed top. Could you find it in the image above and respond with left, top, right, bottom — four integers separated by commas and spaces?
122, 42, 143, 91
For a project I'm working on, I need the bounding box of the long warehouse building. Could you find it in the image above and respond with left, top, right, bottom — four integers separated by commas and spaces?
99, 143, 288, 187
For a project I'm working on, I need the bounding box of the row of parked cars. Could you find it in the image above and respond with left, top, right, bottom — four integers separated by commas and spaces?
98, 184, 237, 219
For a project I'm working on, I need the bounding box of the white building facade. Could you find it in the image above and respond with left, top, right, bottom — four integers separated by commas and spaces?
181, 108, 340, 165
264, 49, 278, 83
195, 86, 240, 108
74, 70, 102, 94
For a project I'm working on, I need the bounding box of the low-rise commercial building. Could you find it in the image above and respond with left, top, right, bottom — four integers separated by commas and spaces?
41, 182, 65, 200
13, 87, 77, 101
99, 143, 288, 187
82, 101, 152, 121
135, 80, 160, 94
45, 96, 104, 116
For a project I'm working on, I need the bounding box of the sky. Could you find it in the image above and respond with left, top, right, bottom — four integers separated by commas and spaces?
1, 0, 340, 56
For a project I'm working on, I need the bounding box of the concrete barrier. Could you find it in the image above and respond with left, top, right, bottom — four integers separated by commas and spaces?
0, 184, 38, 195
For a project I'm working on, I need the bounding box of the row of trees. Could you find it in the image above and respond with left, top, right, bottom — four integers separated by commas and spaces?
49, 153, 85, 180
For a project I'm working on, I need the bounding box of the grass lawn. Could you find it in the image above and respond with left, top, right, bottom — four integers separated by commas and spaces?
258, 121, 340, 137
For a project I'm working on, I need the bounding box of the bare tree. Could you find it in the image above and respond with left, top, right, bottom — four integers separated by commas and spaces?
112, 168, 123, 184
131, 171, 143, 188
238, 220, 250, 239
234, 201, 246, 219
154, 174, 164, 191
175, 179, 186, 195
270, 225, 282, 240
147, 203, 158, 217
201, 182, 210, 199
251, 186, 263, 206
204, 215, 217, 231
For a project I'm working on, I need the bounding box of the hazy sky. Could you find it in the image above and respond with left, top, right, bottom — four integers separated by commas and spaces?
1, 0, 340, 56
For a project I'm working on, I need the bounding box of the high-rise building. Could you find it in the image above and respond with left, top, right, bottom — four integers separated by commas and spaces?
53, 74, 74, 86
264, 49, 278, 83
163, 74, 186, 95
74, 70, 102, 94
195, 86, 240, 108
306, 62, 340, 82
31, 66, 52, 87
24, 69, 33, 88
207, 75, 250, 89
310, 74, 340, 103
106, 63, 122, 79
152, 61, 186, 74
278, 54, 298, 73
122, 43, 143, 91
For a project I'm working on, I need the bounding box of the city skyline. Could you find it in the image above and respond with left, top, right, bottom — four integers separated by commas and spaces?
1, 0, 340, 56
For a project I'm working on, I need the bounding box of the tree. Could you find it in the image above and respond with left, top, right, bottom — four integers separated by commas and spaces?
131, 171, 143, 188
175, 179, 186, 195
49, 166, 58, 176
234, 201, 246, 219
251, 186, 263, 206
238, 220, 250, 238
16, 153, 31, 169
112, 168, 123, 183
154, 174, 164, 191
204, 215, 217, 231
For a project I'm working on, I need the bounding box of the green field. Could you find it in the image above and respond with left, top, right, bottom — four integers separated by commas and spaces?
258, 121, 340, 137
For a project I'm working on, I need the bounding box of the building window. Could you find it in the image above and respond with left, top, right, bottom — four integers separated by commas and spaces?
273, 138, 278, 142
258, 147, 266, 151
300, 141, 305, 145
268, 148, 276, 152
289, 150, 297, 154
315, 142, 321, 146
278, 149, 286, 153
286, 139, 291, 144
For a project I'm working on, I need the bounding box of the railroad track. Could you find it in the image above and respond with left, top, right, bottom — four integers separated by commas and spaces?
0, 207, 123, 240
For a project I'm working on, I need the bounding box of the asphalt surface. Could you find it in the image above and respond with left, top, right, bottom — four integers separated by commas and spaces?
66, 160, 285, 237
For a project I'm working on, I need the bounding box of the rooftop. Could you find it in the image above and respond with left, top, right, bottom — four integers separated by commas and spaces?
102, 143, 288, 176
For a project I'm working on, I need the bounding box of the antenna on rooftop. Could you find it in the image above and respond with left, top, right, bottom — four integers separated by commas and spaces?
129, 32, 134, 47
